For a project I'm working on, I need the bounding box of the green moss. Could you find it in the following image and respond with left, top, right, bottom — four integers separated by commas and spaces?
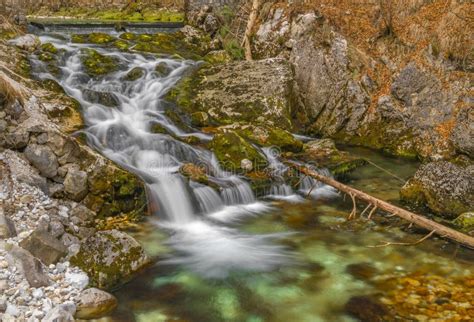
453, 212, 474, 231
204, 50, 232, 64
40, 79, 65, 93
38, 52, 54, 62
80, 48, 119, 76
72, 33, 115, 44
113, 39, 130, 51
120, 32, 136, 41
210, 130, 268, 172
40, 43, 58, 54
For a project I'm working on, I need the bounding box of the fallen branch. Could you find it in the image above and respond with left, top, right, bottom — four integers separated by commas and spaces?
285, 161, 474, 249
368, 230, 437, 248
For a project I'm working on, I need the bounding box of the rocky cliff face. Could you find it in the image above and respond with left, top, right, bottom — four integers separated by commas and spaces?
252, 2, 472, 162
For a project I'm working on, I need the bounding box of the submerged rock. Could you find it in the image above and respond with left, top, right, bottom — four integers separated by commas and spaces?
344, 295, 392, 322
82, 88, 120, 107
70, 230, 150, 289
400, 161, 474, 218
75, 288, 117, 319
167, 58, 297, 129
123, 67, 145, 81
210, 129, 268, 172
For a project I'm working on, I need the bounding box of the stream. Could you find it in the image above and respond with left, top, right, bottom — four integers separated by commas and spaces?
29, 29, 474, 322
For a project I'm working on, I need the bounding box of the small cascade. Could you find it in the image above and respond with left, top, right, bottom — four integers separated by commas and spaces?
29, 31, 314, 277
299, 170, 339, 199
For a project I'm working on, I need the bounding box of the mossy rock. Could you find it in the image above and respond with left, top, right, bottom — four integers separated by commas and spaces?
453, 212, 474, 231
87, 164, 147, 220
210, 129, 267, 172
400, 161, 474, 219
180, 163, 209, 185
155, 62, 171, 76
130, 32, 205, 59
38, 52, 55, 62
123, 67, 145, 81
72, 33, 116, 44
190, 111, 210, 127
166, 59, 296, 129
204, 50, 232, 64
234, 124, 303, 152
70, 230, 150, 290
119, 32, 136, 41
40, 79, 65, 94
297, 139, 366, 177
40, 43, 58, 54
80, 48, 119, 76
113, 39, 130, 51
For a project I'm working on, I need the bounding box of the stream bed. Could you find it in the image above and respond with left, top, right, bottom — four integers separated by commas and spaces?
29, 29, 474, 322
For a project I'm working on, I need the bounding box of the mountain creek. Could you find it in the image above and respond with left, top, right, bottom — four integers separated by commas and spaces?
23, 28, 472, 322
0, 3, 473, 320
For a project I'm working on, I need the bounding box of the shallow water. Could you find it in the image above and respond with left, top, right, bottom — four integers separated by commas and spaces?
29, 30, 474, 322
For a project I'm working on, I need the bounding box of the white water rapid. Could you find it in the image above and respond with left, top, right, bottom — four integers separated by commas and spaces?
30, 31, 333, 278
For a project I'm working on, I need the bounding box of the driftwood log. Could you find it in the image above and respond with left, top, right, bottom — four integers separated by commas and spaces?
286, 161, 474, 249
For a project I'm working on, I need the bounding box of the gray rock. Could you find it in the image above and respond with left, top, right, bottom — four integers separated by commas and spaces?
70, 205, 94, 226
63, 168, 88, 201
75, 288, 117, 319
48, 182, 64, 198
82, 89, 120, 107
19, 229, 68, 265
401, 161, 474, 218
8, 34, 40, 51
5, 129, 29, 149
0, 214, 16, 238
0, 299, 6, 312
49, 219, 65, 238
451, 107, 474, 158
24, 144, 59, 178
6, 245, 51, 287
42, 303, 75, 322
71, 230, 150, 289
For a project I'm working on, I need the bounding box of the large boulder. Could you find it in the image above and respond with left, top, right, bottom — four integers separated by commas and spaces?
70, 230, 150, 289
451, 107, 473, 158
5, 245, 51, 287
19, 229, 68, 265
167, 58, 298, 129
24, 144, 59, 179
75, 288, 117, 319
400, 162, 474, 218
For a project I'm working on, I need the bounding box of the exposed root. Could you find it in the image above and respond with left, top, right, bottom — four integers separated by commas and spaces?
360, 204, 371, 217
368, 205, 378, 219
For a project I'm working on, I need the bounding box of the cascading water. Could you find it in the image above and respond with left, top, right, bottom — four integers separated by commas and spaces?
29, 31, 334, 277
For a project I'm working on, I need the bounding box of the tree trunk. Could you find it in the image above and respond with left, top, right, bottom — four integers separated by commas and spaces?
243, 0, 260, 61
286, 161, 474, 249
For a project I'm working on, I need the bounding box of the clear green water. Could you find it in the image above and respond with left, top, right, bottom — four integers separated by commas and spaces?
109, 147, 474, 322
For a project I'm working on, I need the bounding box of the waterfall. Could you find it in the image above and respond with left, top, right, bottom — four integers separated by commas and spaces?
30, 31, 293, 278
